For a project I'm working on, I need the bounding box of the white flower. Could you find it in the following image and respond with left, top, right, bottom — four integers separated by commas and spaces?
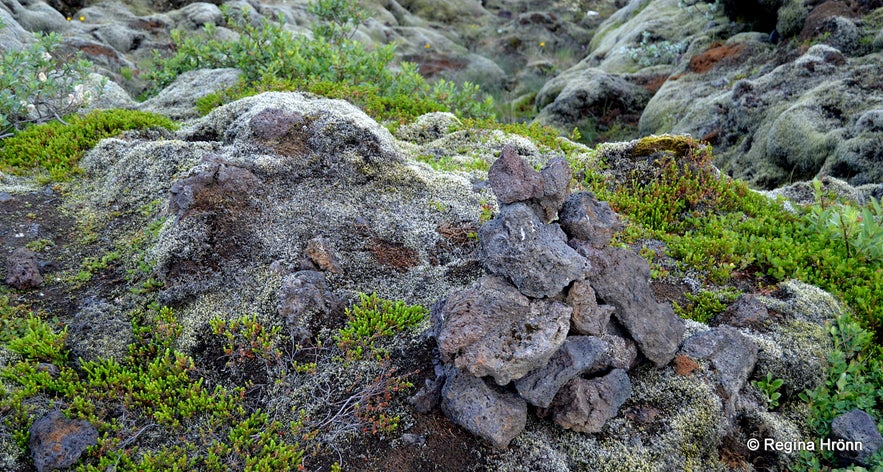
41, 52, 52, 61
37, 72, 47, 82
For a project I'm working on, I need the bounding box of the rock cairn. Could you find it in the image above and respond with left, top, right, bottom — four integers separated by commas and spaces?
425, 145, 686, 449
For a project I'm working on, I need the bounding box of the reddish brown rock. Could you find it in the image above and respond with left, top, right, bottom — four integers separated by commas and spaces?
6, 248, 43, 289
29, 410, 98, 472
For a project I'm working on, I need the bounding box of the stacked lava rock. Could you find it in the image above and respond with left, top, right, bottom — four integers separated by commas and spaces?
428, 145, 686, 449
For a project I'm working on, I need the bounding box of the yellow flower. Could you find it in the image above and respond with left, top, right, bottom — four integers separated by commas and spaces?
539, 41, 545, 47
66, 17, 71, 21
79, 16, 85, 21
424, 43, 430, 49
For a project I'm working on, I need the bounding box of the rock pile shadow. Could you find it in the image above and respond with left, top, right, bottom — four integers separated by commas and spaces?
425, 144, 686, 448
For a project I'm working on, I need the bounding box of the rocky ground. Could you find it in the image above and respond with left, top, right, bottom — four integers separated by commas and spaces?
2, 0, 883, 471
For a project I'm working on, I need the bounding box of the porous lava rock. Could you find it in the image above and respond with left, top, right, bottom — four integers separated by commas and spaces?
440, 366, 527, 450
479, 202, 588, 299
549, 368, 632, 433
29, 410, 98, 472
515, 336, 613, 408
431, 147, 685, 448
5, 247, 42, 289
587, 247, 685, 367
435, 275, 570, 385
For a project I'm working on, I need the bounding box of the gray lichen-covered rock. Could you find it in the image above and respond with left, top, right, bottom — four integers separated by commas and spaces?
550, 368, 632, 434
73, 91, 487, 353
559, 192, 623, 249
394, 112, 461, 144
479, 203, 588, 298
138, 68, 242, 121
830, 409, 883, 467
440, 366, 527, 450
435, 276, 570, 385
5, 247, 42, 289
588, 247, 684, 367
515, 336, 612, 408
29, 411, 98, 472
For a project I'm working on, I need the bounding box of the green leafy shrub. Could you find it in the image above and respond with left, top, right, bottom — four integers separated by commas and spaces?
753, 372, 785, 410
805, 179, 883, 262
0, 109, 177, 181
335, 293, 426, 359
0, 18, 95, 137
149, 2, 493, 122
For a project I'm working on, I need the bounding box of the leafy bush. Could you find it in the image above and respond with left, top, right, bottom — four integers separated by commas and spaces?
753, 372, 785, 410
0, 18, 95, 138
672, 288, 741, 323
0, 109, 177, 181
148, 2, 493, 122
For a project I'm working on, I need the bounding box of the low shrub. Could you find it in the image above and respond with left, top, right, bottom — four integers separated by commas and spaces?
0, 18, 95, 138
149, 1, 493, 123
0, 109, 177, 181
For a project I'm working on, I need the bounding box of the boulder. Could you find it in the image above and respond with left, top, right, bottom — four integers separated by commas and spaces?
435, 276, 570, 385
487, 145, 543, 206
550, 368, 632, 433
138, 68, 242, 121
680, 326, 758, 422
565, 279, 614, 336
440, 366, 527, 450
588, 247, 684, 367
5, 247, 42, 289
29, 411, 98, 472
830, 409, 883, 467
515, 336, 612, 408
559, 192, 623, 249
479, 203, 588, 298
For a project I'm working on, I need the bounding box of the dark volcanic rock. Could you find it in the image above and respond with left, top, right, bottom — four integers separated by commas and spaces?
566, 279, 615, 336
479, 203, 588, 298
441, 366, 527, 450
487, 146, 571, 222
488, 144, 543, 205
277, 270, 344, 344
435, 276, 570, 385
716, 294, 770, 328
29, 410, 98, 472
559, 192, 623, 249
588, 247, 684, 367
536, 155, 572, 222
5, 247, 43, 289
680, 326, 758, 401
515, 336, 612, 408
830, 409, 883, 467
550, 368, 632, 433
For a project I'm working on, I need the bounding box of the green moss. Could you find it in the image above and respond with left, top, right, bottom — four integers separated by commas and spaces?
0, 110, 177, 181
